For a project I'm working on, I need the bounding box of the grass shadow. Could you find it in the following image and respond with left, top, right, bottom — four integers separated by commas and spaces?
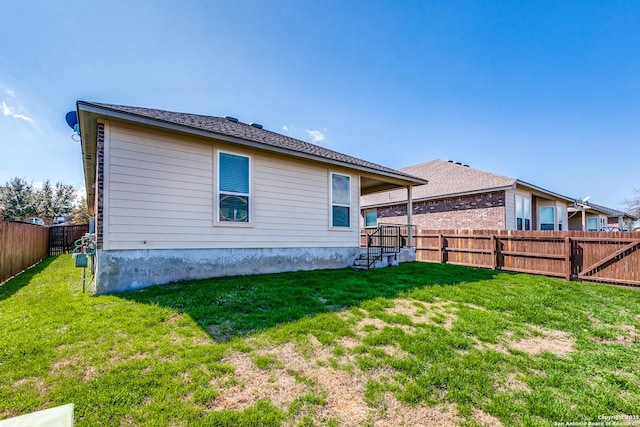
0, 257, 57, 302
118, 262, 500, 342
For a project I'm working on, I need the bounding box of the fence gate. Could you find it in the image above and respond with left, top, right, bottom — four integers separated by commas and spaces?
572, 236, 640, 287
49, 224, 89, 256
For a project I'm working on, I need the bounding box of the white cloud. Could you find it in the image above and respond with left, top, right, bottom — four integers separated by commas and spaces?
6, 89, 15, 97
306, 129, 326, 144
282, 125, 289, 132
1, 101, 33, 122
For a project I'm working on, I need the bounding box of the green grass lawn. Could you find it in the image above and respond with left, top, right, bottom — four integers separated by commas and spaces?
1, 255, 639, 426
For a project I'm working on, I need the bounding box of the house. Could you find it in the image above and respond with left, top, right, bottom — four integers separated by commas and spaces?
568, 201, 637, 231
361, 159, 575, 231
76, 101, 427, 294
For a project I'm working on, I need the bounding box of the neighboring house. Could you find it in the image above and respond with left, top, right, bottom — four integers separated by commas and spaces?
361, 160, 575, 231
25, 218, 45, 226
568, 201, 637, 231
76, 101, 426, 294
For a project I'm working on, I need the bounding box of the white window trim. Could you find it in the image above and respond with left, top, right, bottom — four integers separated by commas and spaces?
329, 172, 352, 230
214, 149, 253, 227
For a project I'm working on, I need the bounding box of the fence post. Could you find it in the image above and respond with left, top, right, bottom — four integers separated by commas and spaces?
491, 234, 497, 270
439, 234, 444, 264
564, 236, 571, 281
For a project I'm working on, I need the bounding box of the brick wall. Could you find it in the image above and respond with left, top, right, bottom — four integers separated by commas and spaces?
372, 191, 507, 230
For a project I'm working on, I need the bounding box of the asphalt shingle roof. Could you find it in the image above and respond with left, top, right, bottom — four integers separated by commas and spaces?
84, 102, 424, 182
362, 159, 516, 206
579, 201, 638, 220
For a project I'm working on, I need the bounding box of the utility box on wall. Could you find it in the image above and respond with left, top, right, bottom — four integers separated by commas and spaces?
75, 253, 88, 268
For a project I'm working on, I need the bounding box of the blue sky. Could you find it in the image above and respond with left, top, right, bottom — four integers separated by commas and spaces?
1, 1, 638, 210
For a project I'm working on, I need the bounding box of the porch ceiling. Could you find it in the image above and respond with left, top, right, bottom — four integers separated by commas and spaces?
360, 176, 415, 196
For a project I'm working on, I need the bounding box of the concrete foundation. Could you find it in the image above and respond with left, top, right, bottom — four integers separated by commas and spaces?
94, 247, 360, 294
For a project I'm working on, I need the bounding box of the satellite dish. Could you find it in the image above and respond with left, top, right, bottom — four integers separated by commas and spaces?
581, 195, 591, 203
65, 111, 78, 130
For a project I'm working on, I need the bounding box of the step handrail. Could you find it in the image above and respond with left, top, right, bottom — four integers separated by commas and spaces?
366, 224, 415, 268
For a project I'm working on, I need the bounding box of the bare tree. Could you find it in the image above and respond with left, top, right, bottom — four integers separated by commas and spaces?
624, 188, 640, 219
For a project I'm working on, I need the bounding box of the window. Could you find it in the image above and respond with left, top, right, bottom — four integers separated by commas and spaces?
539, 206, 555, 231
218, 152, 250, 223
364, 210, 377, 228
515, 194, 531, 230
587, 217, 598, 231
557, 206, 563, 231
331, 173, 351, 227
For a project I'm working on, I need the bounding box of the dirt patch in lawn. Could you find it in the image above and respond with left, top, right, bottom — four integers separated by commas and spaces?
473, 408, 505, 426
212, 339, 458, 426
509, 326, 574, 357
378, 393, 460, 426
12, 377, 46, 397
211, 348, 307, 410
496, 372, 531, 393
477, 326, 574, 358
386, 298, 458, 330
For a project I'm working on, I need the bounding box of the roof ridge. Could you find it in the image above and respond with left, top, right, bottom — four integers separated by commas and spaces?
78, 101, 426, 183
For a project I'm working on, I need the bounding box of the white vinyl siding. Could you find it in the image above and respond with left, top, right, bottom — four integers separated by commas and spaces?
103, 122, 359, 250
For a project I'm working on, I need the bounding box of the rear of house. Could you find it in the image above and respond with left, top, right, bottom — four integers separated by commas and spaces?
361, 160, 573, 232
77, 102, 426, 294
568, 201, 637, 231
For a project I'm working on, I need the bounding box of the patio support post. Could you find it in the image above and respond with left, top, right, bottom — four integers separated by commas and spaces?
407, 185, 413, 247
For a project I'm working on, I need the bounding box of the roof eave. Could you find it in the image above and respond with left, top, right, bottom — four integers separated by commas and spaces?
77, 103, 100, 216
76, 101, 427, 190
514, 179, 575, 203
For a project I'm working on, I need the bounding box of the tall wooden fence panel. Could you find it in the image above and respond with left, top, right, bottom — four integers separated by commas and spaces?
416, 229, 640, 286
0, 221, 49, 283
49, 224, 90, 256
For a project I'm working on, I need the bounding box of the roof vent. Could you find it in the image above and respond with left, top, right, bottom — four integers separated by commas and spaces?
463, 164, 470, 167
224, 116, 239, 123
455, 161, 463, 166
447, 160, 454, 163
250, 123, 263, 129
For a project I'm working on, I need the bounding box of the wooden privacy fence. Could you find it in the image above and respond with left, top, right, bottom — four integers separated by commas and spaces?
49, 224, 90, 256
0, 221, 49, 284
416, 230, 640, 287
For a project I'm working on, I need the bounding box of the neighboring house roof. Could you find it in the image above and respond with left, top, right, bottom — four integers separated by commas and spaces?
401, 160, 516, 198
362, 159, 574, 207
76, 101, 427, 213
571, 200, 638, 221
